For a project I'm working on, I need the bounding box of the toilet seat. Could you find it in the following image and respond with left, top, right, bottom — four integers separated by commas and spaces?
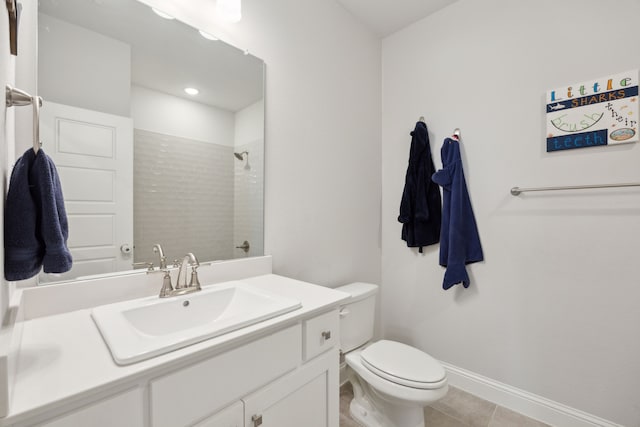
360, 340, 446, 390
345, 347, 448, 406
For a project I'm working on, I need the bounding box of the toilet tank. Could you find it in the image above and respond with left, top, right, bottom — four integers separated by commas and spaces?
335, 282, 378, 353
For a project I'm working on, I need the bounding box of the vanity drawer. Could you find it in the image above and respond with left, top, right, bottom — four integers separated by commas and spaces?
150, 324, 301, 427
303, 310, 339, 361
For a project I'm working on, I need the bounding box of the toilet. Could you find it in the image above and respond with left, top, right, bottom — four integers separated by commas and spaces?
336, 283, 448, 427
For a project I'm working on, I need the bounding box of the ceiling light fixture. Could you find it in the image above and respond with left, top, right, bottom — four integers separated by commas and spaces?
198, 30, 219, 41
151, 7, 175, 20
184, 87, 199, 96
217, 0, 241, 23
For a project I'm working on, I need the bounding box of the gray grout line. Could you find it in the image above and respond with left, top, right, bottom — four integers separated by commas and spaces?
429, 405, 474, 426
488, 404, 498, 427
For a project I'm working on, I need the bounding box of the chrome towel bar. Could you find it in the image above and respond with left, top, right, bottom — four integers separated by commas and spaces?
5, 84, 42, 154
511, 182, 640, 196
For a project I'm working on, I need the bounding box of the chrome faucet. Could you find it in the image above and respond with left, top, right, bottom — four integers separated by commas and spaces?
146, 245, 202, 298
157, 253, 201, 298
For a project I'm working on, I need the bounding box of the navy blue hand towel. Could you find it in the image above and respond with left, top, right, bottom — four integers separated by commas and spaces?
398, 121, 442, 252
4, 148, 72, 281
432, 138, 483, 289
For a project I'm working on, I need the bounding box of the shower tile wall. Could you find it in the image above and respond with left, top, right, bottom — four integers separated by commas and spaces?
233, 139, 264, 259
134, 129, 234, 264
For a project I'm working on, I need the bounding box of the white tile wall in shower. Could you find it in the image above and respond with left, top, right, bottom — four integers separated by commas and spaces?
134, 129, 234, 265
233, 139, 264, 259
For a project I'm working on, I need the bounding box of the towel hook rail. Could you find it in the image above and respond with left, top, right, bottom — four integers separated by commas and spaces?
5, 84, 42, 154
511, 182, 640, 196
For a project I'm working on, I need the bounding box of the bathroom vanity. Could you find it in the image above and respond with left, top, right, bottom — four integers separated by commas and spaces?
0, 257, 349, 427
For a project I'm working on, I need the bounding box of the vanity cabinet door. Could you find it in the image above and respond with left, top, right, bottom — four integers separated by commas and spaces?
243, 349, 338, 427
150, 325, 301, 427
245, 375, 326, 427
35, 388, 144, 427
193, 401, 243, 427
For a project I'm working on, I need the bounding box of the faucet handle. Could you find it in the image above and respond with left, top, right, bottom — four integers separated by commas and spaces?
132, 262, 154, 272
189, 265, 201, 291
159, 269, 174, 298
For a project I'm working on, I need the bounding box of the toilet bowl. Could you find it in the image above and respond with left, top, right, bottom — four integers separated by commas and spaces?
336, 283, 448, 427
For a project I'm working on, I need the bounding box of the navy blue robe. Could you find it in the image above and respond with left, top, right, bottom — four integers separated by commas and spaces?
432, 138, 483, 289
398, 121, 441, 252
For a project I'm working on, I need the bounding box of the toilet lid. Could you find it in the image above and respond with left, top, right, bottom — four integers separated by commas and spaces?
360, 340, 446, 389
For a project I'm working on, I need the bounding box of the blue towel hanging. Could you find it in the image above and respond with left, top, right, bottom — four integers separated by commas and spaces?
4, 148, 72, 281
432, 137, 483, 289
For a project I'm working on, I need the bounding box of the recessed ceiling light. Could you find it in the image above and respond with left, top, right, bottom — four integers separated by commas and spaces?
151, 8, 174, 20
184, 87, 199, 96
198, 30, 218, 41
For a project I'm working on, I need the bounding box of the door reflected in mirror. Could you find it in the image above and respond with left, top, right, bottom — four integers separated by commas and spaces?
37, 0, 264, 284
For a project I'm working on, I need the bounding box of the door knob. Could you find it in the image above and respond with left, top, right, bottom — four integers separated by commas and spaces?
120, 244, 132, 254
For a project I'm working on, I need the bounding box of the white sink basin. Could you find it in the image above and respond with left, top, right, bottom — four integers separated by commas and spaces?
91, 281, 301, 365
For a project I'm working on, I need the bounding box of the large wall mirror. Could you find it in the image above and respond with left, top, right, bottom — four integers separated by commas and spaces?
37, 0, 265, 284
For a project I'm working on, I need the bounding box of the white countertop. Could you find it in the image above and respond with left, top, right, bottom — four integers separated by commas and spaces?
2, 274, 350, 425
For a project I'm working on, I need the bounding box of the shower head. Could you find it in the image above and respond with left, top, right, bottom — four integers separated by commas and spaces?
234, 151, 251, 170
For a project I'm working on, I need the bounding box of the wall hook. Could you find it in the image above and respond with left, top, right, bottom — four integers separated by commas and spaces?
5, 0, 20, 55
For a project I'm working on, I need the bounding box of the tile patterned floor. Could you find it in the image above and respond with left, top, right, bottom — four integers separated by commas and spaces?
339, 382, 552, 427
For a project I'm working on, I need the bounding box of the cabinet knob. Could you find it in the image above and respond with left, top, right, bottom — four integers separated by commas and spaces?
252, 414, 263, 426
321, 330, 331, 340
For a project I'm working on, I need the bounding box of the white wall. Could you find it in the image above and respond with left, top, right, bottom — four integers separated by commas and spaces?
0, 0, 16, 321
234, 99, 263, 145
138, 0, 382, 286
38, 13, 131, 117
381, 0, 640, 425
2, 1, 37, 411
131, 85, 235, 146
14, 0, 37, 157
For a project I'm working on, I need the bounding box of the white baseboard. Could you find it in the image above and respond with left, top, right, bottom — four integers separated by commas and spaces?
441, 362, 622, 427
